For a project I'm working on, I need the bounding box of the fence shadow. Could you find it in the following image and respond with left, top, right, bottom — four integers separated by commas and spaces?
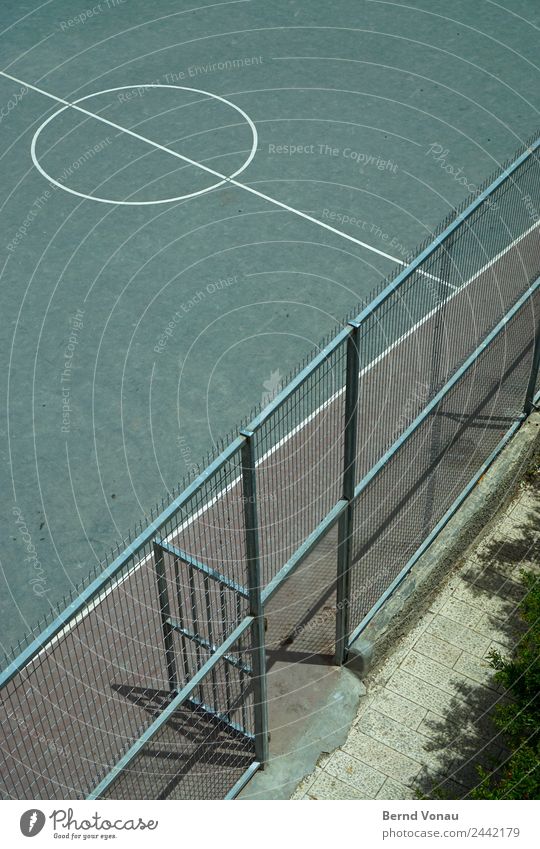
107, 683, 254, 799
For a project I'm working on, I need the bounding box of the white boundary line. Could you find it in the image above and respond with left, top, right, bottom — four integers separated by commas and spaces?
29, 219, 539, 663
1, 70, 407, 265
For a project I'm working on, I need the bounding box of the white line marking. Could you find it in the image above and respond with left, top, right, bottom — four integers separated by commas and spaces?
1, 70, 405, 265
27, 220, 539, 665
30, 83, 259, 206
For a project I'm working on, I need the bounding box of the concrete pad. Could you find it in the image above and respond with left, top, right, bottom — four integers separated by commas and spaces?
240, 659, 366, 799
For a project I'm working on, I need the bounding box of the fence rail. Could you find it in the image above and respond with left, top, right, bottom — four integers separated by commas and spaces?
1, 133, 539, 800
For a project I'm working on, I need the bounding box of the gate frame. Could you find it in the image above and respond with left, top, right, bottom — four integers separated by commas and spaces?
153, 536, 254, 740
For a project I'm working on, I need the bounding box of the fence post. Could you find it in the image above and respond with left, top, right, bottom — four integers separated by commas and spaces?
153, 541, 178, 693
524, 317, 540, 416
334, 320, 361, 666
240, 429, 270, 766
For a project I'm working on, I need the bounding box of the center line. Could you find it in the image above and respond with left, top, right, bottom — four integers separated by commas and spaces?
1, 69, 411, 265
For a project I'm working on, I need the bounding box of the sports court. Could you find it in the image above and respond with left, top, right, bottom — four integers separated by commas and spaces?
1, 0, 539, 672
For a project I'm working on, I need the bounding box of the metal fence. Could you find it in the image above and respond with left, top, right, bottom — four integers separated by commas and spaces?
1, 134, 539, 800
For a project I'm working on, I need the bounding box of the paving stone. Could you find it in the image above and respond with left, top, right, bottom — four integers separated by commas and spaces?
416, 769, 470, 800
417, 711, 460, 743
453, 650, 500, 691
427, 579, 462, 614
427, 614, 491, 657
439, 597, 484, 629
418, 709, 501, 746
456, 558, 485, 579
474, 557, 527, 582
368, 688, 427, 730
400, 650, 480, 700
475, 518, 524, 550
400, 610, 436, 648
316, 751, 334, 770
458, 561, 525, 600
452, 578, 524, 619
376, 777, 417, 800
343, 727, 422, 786
473, 612, 519, 649
360, 708, 436, 765
496, 510, 537, 542
307, 771, 368, 800
386, 667, 455, 716
369, 649, 408, 689
427, 595, 448, 616
351, 692, 380, 729
323, 750, 386, 798
413, 632, 462, 668
290, 769, 320, 799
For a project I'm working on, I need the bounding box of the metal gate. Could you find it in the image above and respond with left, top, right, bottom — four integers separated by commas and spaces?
87, 532, 263, 801
88, 434, 270, 800
153, 537, 255, 742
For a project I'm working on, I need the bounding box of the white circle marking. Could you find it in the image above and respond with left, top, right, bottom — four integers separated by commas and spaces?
30, 84, 258, 206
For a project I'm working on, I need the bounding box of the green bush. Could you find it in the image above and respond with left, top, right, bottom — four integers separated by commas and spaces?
471, 571, 540, 799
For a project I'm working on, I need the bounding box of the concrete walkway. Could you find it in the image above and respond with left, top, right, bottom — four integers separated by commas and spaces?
292, 460, 539, 800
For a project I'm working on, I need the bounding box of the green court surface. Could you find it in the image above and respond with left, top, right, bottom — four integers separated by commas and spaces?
1, 0, 539, 652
